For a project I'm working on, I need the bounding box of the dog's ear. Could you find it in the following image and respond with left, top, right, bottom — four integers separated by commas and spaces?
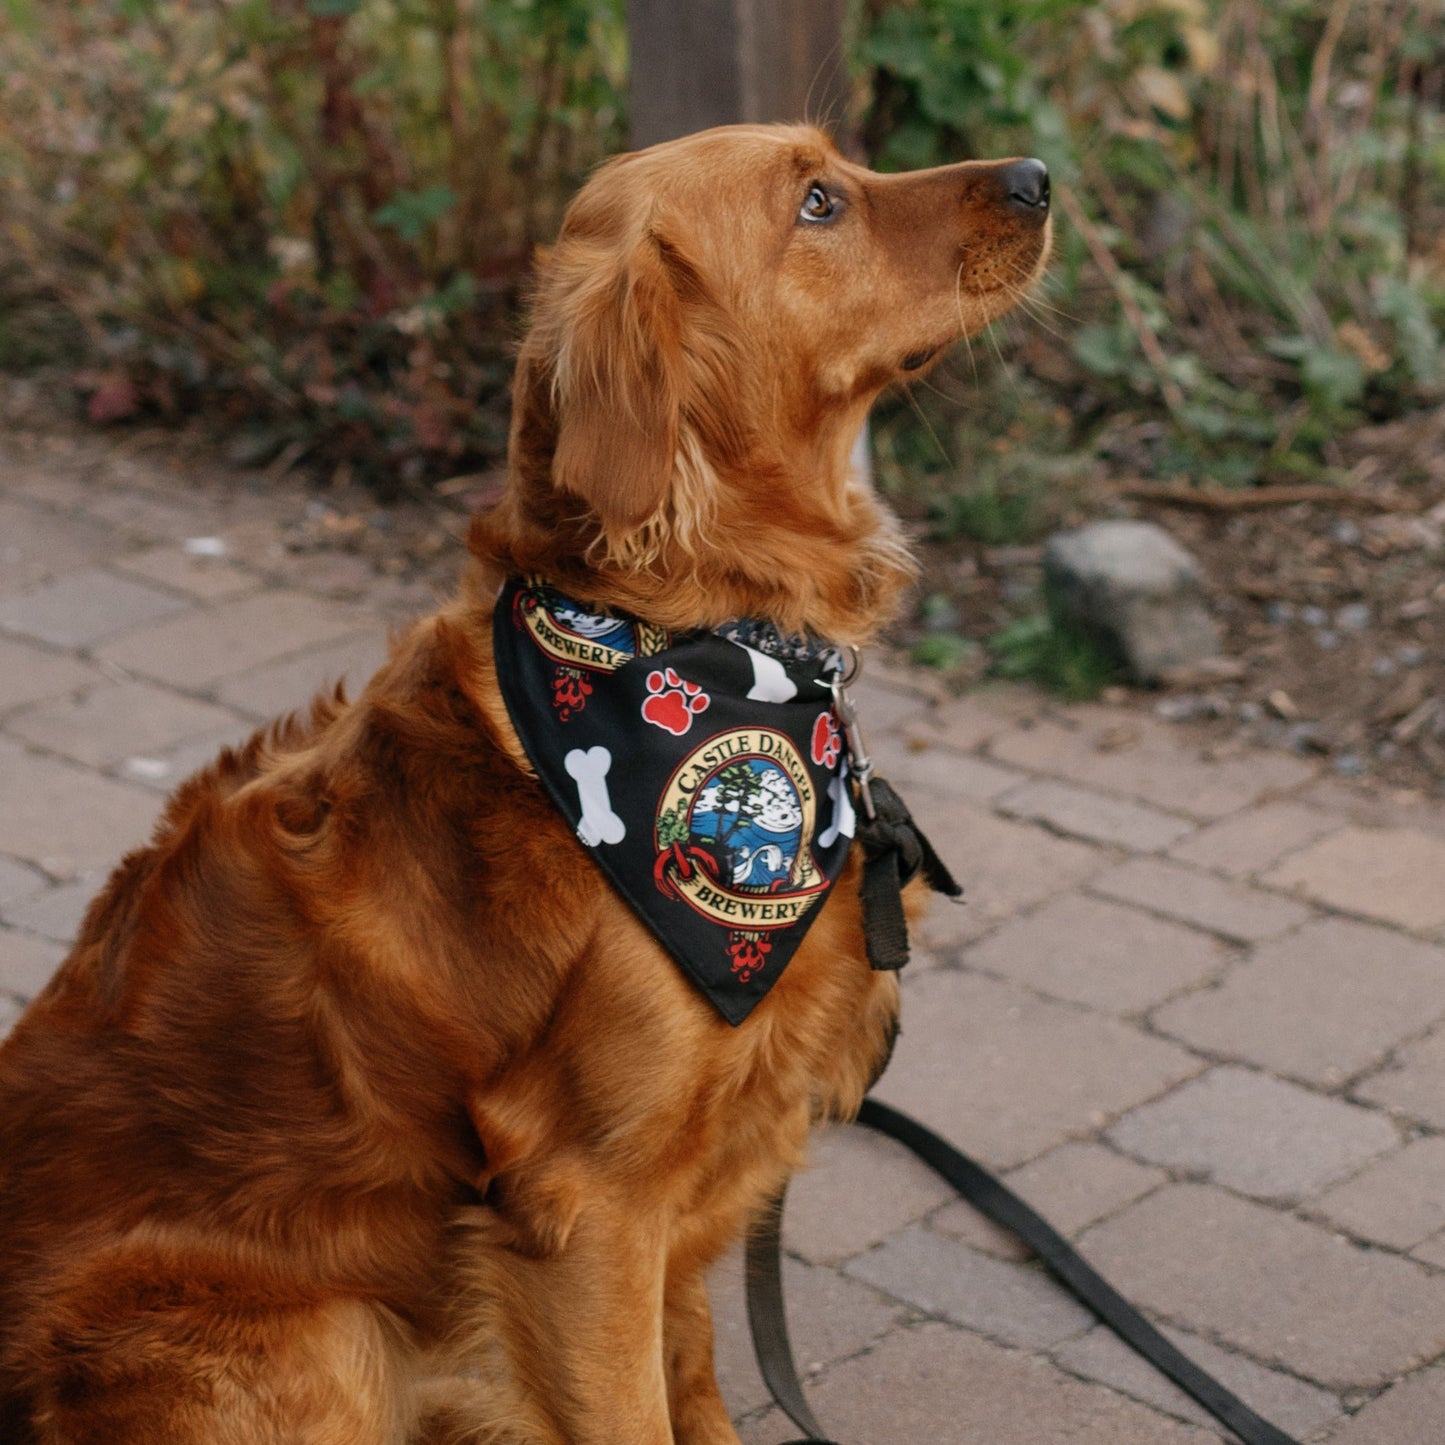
548, 228, 687, 540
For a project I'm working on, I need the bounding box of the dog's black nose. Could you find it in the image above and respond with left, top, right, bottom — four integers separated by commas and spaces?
1002, 158, 1050, 214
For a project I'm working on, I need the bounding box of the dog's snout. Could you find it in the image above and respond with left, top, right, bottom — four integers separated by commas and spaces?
1001, 158, 1050, 216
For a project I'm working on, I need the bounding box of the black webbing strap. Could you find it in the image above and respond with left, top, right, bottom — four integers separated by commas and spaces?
855, 777, 962, 972
746, 1096, 1299, 1445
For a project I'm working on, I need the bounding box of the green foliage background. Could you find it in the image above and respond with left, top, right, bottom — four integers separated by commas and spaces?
0, 0, 1441, 498
0, 0, 626, 485
862, 0, 1444, 514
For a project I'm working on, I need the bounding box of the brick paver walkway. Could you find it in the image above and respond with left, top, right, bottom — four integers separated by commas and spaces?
3, 433, 1444, 1442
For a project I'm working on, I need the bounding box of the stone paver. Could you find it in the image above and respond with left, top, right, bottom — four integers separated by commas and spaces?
1154, 917, 1445, 1087
1264, 825, 1445, 934
1, 875, 104, 945
95, 589, 368, 689
1411, 1230, 1445, 1269
847, 674, 931, 733
0, 856, 47, 909
6, 682, 242, 769
987, 709, 1316, 819
1052, 1322, 1341, 1439
930, 1141, 1165, 1260
709, 1246, 904, 1420
1079, 1184, 1445, 1387
113, 543, 262, 600
117, 722, 259, 795
846, 1226, 1096, 1348
1324, 1363, 1445, 1443
1001, 1141, 1167, 1236
872, 734, 1027, 804
876, 970, 1202, 1169
0, 567, 189, 648
7, 439, 1445, 1442
997, 776, 1196, 851
1314, 1136, 1445, 1250
1354, 1023, 1445, 1129
913, 688, 1032, 752
1090, 855, 1314, 944
962, 892, 1227, 1013
0, 736, 160, 878
899, 800, 1106, 951
0, 495, 109, 595
0, 635, 97, 715
1106, 1066, 1398, 1201
778, 1324, 1214, 1444
215, 630, 390, 720
1168, 800, 1343, 878
0, 927, 67, 1000
782, 1122, 958, 1266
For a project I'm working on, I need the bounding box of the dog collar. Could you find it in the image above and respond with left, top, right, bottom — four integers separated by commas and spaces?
492, 577, 860, 1024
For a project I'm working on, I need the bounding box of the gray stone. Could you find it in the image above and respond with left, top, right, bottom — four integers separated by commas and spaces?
1043, 521, 1222, 684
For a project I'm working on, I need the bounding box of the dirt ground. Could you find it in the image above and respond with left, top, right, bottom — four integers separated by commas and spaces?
3, 375, 1441, 799
896, 404, 1445, 799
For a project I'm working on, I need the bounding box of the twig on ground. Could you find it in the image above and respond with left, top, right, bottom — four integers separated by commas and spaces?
1114, 480, 1422, 512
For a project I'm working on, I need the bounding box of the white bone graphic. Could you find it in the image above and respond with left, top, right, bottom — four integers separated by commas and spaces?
818, 762, 857, 849
565, 746, 626, 847
737, 644, 797, 703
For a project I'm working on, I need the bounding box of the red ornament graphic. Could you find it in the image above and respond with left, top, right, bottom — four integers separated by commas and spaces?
641, 667, 710, 737
727, 932, 773, 983
552, 668, 593, 721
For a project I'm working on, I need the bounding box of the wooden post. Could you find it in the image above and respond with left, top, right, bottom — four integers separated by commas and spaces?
627, 0, 851, 149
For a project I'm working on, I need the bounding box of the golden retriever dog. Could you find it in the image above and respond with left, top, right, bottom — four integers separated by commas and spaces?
0, 125, 1050, 1443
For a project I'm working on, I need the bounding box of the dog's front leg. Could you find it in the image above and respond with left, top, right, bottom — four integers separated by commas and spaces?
663, 1269, 742, 1445
463, 1194, 676, 1445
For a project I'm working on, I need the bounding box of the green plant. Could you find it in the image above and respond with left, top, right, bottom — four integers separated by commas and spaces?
986, 612, 1121, 699
860, 0, 1445, 488
0, 0, 626, 485
871, 371, 1085, 546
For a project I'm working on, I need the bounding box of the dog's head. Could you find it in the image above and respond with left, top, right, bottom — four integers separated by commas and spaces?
474, 124, 1050, 639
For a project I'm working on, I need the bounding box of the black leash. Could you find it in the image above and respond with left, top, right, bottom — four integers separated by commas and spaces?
745, 1096, 1301, 1445
752, 662, 1299, 1440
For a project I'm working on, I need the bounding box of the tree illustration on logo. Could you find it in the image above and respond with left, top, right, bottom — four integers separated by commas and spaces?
653, 802, 718, 896
704, 761, 759, 877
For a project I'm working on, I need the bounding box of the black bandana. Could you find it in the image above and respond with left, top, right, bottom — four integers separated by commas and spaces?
493, 577, 861, 1024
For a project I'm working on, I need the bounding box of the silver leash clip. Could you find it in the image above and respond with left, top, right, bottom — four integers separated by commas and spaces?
830, 646, 877, 822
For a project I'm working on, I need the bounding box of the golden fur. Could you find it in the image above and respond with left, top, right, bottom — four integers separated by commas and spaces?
0, 125, 1048, 1443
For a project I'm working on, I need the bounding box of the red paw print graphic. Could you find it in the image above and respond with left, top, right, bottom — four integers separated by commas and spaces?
642, 669, 710, 736
811, 709, 843, 768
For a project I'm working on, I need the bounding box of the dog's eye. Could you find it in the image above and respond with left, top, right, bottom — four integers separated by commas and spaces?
798, 184, 837, 224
